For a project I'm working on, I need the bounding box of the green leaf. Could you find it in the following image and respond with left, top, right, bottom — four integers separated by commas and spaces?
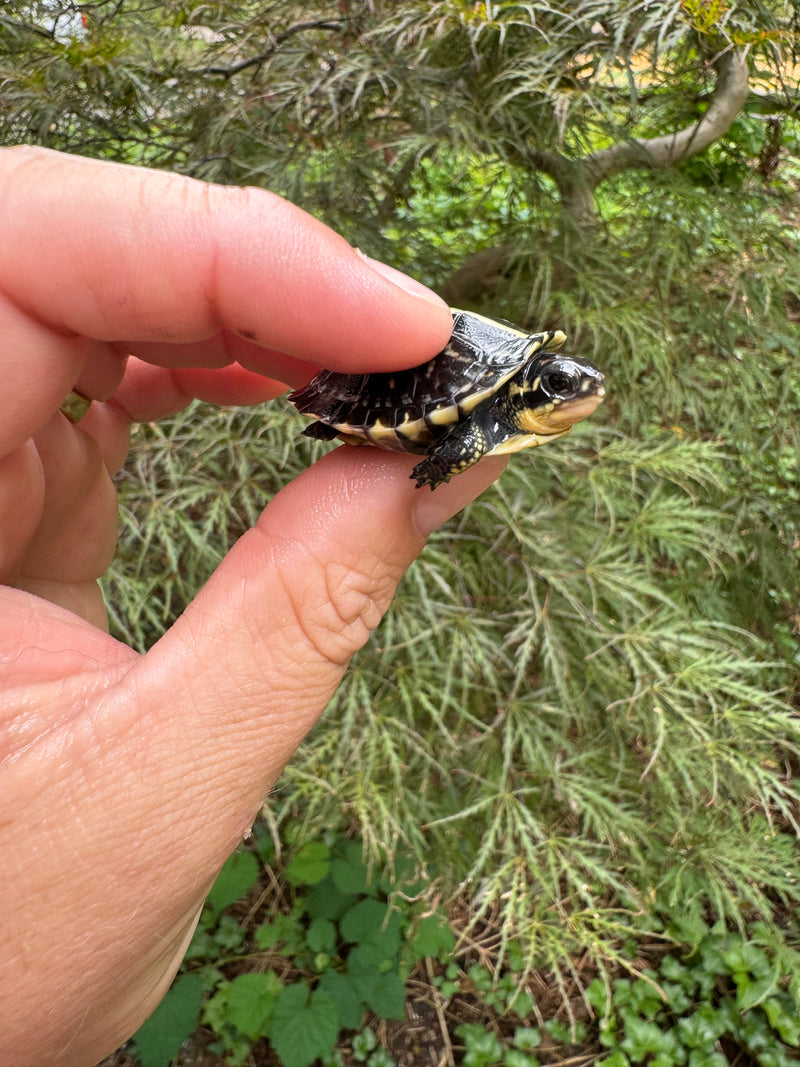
586, 977, 610, 1014
544, 1018, 573, 1044
130, 973, 204, 1067
661, 981, 693, 1014
620, 1016, 678, 1061
205, 851, 259, 917
353, 1026, 378, 1060
676, 1012, 718, 1051
270, 983, 340, 1067
456, 1023, 504, 1067
331, 844, 373, 895
507, 989, 536, 1017
340, 899, 402, 955
737, 973, 776, 1010
504, 1051, 540, 1067
225, 971, 283, 1040
348, 944, 406, 1019
598, 1054, 630, 1067
305, 877, 356, 921
512, 1027, 541, 1051
286, 840, 331, 886
185, 925, 220, 960
366, 1049, 396, 1067
213, 914, 247, 951
318, 968, 367, 1030
763, 994, 800, 1045
686, 1053, 728, 1067
255, 910, 306, 955
409, 911, 456, 962
307, 916, 338, 954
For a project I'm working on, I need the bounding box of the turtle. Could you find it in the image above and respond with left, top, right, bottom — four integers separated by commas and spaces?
289, 308, 605, 490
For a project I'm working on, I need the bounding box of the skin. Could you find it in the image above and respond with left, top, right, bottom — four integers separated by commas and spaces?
0, 146, 507, 1067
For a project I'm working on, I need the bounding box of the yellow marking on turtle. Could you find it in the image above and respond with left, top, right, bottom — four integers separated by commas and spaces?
487, 428, 571, 456
427, 404, 461, 426
335, 430, 374, 447
456, 367, 528, 414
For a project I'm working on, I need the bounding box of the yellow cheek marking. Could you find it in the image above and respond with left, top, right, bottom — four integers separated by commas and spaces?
487, 428, 570, 456
516, 404, 558, 434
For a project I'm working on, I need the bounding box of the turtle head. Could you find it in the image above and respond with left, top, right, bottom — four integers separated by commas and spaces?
508, 352, 606, 436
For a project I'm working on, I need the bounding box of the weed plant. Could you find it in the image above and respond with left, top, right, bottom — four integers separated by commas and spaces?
127, 835, 800, 1067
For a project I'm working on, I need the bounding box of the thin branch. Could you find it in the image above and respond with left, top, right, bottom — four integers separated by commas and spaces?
585, 49, 750, 184
199, 18, 346, 78
0, 13, 57, 40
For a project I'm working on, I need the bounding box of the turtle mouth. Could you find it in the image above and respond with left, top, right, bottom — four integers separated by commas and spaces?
546, 386, 605, 427
517, 387, 605, 434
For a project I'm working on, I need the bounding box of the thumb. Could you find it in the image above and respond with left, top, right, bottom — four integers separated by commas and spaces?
0, 450, 506, 1065
136, 449, 505, 824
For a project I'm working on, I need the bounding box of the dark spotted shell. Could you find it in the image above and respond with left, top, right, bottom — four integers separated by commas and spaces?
289, 309, 566, 450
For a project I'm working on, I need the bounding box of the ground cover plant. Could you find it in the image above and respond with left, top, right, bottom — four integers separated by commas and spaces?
4, 2, 800, 1064
109, 833, 800, 1067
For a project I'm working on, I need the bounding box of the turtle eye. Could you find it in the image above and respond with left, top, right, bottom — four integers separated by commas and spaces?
542, 368, 580, 397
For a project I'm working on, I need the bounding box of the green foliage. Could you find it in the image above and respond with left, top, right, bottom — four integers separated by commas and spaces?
131, 834, 455, 1067
589, 918, 800, 1066
131, 834, 800, 1067
204, 850, 260, 919
455, 1021, 546, 1067
5, 0, 800, 1049
269, 983, 339, 1067
129, 974, 204, 1067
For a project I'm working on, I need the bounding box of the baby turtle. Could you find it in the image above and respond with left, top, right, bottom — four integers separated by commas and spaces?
290, 309, 605, 489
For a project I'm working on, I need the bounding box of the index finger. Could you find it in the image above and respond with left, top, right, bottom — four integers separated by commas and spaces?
0, 147, 452, 369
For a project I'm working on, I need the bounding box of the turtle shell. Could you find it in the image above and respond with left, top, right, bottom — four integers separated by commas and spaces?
289, 309, 567, 455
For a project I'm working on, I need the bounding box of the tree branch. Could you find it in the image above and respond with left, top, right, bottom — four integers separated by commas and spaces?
586, 49, 750, 184
199, 19, 346, 78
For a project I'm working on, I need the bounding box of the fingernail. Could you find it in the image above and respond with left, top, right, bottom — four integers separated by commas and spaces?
357, 251, 448, 309
412, 458, 508, 538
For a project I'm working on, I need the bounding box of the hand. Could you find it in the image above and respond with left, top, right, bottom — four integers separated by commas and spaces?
0, 147, 506, 1067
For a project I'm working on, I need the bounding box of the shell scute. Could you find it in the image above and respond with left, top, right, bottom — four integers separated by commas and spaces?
289, 309, 546, 441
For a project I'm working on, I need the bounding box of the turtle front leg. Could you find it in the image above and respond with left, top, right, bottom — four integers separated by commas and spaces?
411, 418, 491, 490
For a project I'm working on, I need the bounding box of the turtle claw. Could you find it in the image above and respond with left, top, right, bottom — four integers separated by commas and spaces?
411, 457, 450, 490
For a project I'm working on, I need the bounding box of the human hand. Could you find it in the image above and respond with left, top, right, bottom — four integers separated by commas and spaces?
0, 147, 506, 1066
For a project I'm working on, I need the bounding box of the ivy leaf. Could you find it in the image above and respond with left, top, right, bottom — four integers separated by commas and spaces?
270, 983, 340, 1067
130, 973, 204, 1067
307, 916, 338, 954
348, 944, 406, 1019
409, 911, 455, 962
205, 851, 259, 917
340, 899, 402, 956
286, 840, 331, 886
225, 971, 283, 1040
318, 968, 367, 1030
